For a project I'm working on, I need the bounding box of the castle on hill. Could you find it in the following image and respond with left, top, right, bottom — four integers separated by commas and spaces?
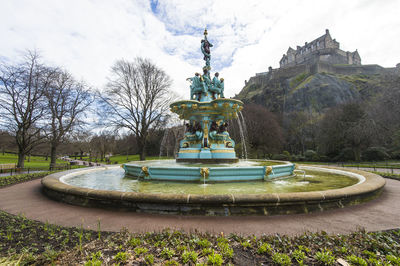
244, 30, 399, 86
279, 29, 361, 68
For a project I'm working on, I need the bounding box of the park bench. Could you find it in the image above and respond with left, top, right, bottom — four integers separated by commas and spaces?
0, 164, 16, 172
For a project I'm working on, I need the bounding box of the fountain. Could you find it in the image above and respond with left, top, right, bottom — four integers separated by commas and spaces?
41, 29, 385, 215
123, 28, 295, 182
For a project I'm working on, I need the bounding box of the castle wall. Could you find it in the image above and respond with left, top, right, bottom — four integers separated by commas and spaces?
247, 62, 396, 87
314, 62, 387, 75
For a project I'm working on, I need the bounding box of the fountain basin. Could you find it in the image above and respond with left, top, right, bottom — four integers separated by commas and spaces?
123, 160, 295, 182
41, 165, 385, 215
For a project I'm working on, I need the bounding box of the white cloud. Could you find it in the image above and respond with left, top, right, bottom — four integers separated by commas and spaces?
1, 0, 399, 98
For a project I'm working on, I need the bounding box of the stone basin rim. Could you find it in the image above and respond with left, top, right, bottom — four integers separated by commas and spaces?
42, 165, 385, 208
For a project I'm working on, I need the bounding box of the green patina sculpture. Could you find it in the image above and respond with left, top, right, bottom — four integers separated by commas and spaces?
187, 29, 225, 101
201, 28, 213, 69
210, 72, 224, 99
187, 73, 206, 100
172, 28, 243, 162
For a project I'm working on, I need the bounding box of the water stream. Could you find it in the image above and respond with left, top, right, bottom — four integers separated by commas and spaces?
159, 128, 169, 158
236, 112, 248, 159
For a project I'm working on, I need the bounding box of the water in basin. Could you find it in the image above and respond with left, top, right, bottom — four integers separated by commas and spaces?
62, 168, 359, 195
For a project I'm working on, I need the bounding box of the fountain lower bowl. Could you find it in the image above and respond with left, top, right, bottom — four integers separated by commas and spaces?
41, 165, 385, 216
123, 160, 295, 182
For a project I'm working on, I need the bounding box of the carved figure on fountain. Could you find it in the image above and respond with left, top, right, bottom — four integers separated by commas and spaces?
201, 28, 213, 69
187, 73, 206, 100
182, 122, 203, 142
209, 121, 235, 148
209, 72, 225, 99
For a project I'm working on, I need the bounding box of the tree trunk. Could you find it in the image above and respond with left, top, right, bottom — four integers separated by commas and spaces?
137, 137, 146, 161
17, 151, 25, 169
354, 147, 361, 162
50, 145, 57, 169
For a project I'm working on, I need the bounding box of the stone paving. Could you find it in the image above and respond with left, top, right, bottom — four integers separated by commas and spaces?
0, 178, 399, 236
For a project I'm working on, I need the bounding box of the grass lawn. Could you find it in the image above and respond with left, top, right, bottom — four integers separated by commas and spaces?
79, 154, 174, 164
368, 171, 400, 181
292, 160, 400, 169
0, 153, 69, 169
343, 161, 400, 169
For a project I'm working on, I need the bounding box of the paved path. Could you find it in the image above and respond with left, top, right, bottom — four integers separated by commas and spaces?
0, 178, 399, 236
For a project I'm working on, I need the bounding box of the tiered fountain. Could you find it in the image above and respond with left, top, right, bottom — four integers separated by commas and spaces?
123, 29, 295, 182
41, 29, 385, 215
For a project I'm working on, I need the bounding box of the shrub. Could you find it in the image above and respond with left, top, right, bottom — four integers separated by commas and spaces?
272, 253, 292, 266
240, 240, 252, 249
319, 155, 331, 162
84, 251, 102, 266
144, 254, 154, 265
304, 150, 319, 161
292, 249, 306, 265
346, 254, 367, 266
283, 151, 291, 159
161, 247, 175, 259
390, 149, 400, 159
257, 242, 273, 255
217, 242, 234, 259
315, 250, 335, 265
181, 250, 198, 264
271, 154, 289, 161
207, 251, 223, 266
386, 254, 400, 265
202, 248, 213, 256
114, 251, 129, 263
164, 260, 179, 266
362, 147, 390, 161
128, 237, 141, 247
134, 247, 148, 255
334, 148, 356, 161
197, 238, 211, 248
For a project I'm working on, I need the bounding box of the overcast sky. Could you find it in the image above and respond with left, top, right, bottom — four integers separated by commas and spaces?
1, 0, 399, 98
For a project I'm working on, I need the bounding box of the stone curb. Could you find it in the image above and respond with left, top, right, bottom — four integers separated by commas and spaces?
41, 165, 385, 215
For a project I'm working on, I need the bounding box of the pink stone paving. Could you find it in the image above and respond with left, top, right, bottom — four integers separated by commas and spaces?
0, 178, 399, 236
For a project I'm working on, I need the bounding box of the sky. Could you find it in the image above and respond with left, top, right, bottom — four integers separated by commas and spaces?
1, 0, 399, 98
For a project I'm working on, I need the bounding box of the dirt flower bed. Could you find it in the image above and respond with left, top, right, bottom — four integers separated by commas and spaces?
0, 172, 53, 188
1, 210, 400, 265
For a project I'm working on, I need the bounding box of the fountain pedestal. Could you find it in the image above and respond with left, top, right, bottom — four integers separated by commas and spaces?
170, 98, 243, 163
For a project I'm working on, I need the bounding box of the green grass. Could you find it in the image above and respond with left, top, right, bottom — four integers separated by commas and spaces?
343, 162, 400, 169
292, 160, 400, 168
80, 154, 174, 164
0, 153, 68, 169
368, 171, 400, 181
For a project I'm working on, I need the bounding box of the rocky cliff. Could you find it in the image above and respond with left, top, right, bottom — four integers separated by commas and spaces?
236, 72, 399, 114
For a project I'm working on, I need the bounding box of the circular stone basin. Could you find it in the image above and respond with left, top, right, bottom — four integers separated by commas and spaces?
41, 165, 385, 216
123, 159, 296, 182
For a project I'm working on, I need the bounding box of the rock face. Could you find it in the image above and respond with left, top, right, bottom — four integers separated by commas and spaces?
236, 72, 399, 114
284, 73, 360, 112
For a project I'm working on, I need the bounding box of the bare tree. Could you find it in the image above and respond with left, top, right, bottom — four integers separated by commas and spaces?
0, 51, 55, 168
43, 69, 94, 168
317, 102, 373, 161
99, 58, 174, 160
240, 104, 284, 157
90, 131, 116, 162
